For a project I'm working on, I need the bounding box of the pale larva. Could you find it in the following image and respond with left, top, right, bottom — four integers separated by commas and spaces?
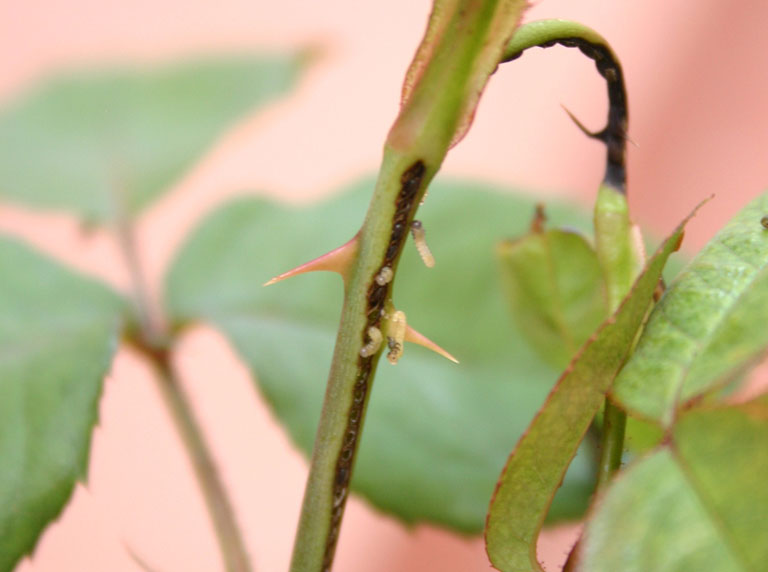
386, 310, 407, 364
410, 220, 435, 268
375, 266, 393, 285
359, 326, 383, 357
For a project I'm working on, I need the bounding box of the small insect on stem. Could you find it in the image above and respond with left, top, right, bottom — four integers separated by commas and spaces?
359, 326, 383, 358
761, 215, 768, 229
386, 310, 407, 364
375, 266, 393, 286
410, 220, 435, 268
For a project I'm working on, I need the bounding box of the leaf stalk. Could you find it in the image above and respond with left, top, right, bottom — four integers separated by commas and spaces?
115, 191, 252, 572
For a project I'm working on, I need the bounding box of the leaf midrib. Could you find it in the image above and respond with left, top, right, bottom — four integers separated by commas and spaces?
670, 442, 751, 572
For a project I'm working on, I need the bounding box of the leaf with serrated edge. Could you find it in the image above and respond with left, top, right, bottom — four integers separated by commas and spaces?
497, 224, 607, 370
484, 205, 694, 572
582, 395, 768, 572
613, 193, 768, 426
0, 54, 303, 222
0, 236, 125, 571
165, 178, 597, 532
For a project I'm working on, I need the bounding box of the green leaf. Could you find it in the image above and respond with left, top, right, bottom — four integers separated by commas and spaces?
0, 236, 125, 571
484, 210, 689, 572
497, 214, 606, 369
613, 193, 768, 425
582, 396, 768, 572
165, 178, 596, 532
0, 54, 304, 222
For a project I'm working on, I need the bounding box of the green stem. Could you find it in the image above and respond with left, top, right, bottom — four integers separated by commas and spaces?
592, 185, 639, 495
596, 400, 627, 490
150, 355, 252, 572
114, 204, 163, 345
289, 2, 529, 570
114, 194, 252, 572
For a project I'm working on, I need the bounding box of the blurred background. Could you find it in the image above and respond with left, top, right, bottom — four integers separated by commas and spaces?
1, 1, 767, 570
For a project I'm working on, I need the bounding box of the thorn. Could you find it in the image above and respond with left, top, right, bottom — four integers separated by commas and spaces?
673, 230, 685, 252
560, 104, 607, 142
530, 203, 547, 233
404, 325, 459, 363
124, 543, 160, 572
264, 234, 359, 287
561, 103, 638, 149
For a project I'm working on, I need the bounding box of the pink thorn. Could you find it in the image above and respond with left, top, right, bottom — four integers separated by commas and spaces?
264, 235, 359, 286
404, 325, 459, 364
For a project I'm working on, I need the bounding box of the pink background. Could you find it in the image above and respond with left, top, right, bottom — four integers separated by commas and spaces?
2, 1, 767, 570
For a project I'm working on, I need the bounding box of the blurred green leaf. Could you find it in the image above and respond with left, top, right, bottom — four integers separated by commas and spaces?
485, 212, 688, 572
582, 396, 768, 572
497, 214, 606, 369
0, 54, 304, 222
622, 415, 664, 455
165, 178, 597, 532
613, 193, 768, 426
0, 236, 125, 571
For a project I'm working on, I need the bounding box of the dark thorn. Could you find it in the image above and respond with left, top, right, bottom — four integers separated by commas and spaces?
530, 204, 547, 233
561, 104, 608, 142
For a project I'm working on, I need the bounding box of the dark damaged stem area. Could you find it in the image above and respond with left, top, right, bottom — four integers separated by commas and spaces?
501, 20, 628, 192
326, 160, 427, 563
289, 159, 428, 572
